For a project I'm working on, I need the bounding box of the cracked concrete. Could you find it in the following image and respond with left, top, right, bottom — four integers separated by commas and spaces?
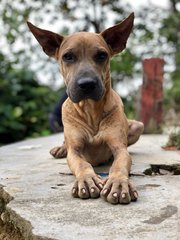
0, 134, 180, 240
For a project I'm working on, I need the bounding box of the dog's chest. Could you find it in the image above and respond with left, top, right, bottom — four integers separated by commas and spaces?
84, 140, 112, 166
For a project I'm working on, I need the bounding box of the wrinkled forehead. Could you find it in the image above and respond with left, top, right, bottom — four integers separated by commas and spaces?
60, 32, 110, 54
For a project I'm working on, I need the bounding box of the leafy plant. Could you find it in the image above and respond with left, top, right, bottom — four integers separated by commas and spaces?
0, 52, 61, 144
165, 130, 180, 150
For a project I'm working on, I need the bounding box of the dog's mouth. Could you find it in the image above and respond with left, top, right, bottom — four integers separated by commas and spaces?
67, 90, 104, 103
67, 73, 105, 103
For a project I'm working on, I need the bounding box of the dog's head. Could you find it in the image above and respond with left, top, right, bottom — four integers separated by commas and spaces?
27, 13, 134, 103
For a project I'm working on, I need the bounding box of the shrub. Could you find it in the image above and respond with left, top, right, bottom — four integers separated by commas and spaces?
0, 53, 60, 144
165, 130, 180, 150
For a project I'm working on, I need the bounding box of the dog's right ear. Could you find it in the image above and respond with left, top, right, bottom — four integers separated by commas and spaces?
27, 21, 63, 59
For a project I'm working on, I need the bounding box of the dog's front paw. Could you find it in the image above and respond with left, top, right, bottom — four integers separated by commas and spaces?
50, 145, 67, 158
72, 174, 103, 199
101, 176, 138, 204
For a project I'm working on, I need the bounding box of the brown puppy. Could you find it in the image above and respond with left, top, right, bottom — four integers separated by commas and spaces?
27, 13, 144, 204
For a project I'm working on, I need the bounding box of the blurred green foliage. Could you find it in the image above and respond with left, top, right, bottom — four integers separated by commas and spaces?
0, 52, 59, 144
168, 70, 180, 111
160, 4, 180, 111
110, 49, 138, 84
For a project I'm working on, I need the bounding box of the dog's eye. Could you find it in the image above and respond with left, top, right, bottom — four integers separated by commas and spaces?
94, 51, 108, 63
62, 52, 76, 63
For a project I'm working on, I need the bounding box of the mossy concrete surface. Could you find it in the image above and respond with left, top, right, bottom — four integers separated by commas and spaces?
0, 134, 180, 240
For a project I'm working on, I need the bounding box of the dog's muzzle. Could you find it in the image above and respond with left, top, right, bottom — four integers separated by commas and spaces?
67, 71, 105, 103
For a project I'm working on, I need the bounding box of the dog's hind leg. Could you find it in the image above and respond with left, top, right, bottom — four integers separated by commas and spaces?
50, 142, 67, 159
127, 120, 144, 146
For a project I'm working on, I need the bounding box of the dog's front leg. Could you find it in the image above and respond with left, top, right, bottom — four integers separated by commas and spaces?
67, 145, 103, 199
101, 141, 138, 204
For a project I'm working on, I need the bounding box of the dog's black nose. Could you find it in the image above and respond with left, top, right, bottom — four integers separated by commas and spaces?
77, 78, 97, 92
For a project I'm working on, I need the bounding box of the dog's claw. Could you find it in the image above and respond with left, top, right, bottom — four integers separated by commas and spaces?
72, 187, 78, 198
130, 191, 138, 202
122, 193, 126, 199
99, 183, 103, 189
134, 191, 138, 199
81, 188, 86, 194
102, 189, 108, 195
113, 192, 118, 198
91, 188, 95, 193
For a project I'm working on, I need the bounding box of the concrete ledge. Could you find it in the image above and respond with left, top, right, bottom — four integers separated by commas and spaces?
0, 134, 180, 240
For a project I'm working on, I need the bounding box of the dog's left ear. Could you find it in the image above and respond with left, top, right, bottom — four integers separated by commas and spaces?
27, 21, 63, 59
101, 13, 134, 55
